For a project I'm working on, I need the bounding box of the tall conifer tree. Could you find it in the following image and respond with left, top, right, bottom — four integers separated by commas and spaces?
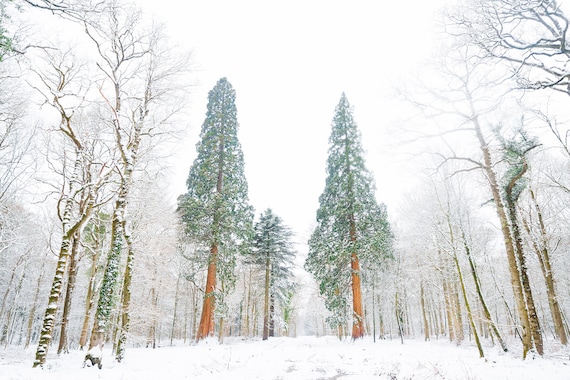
178, 77, 253, 341
305, 93, 392, 339
250, 209, 296, 340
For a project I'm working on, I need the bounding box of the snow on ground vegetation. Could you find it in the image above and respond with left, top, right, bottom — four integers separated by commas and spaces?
1, 336, 568, 379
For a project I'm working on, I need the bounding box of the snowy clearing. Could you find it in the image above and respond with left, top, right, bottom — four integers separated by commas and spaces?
1, 336, 569, 379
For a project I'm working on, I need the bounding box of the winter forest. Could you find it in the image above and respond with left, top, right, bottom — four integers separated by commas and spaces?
1, 0, 570, 379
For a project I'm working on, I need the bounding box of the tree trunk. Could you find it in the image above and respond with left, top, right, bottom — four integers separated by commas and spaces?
79, 248, 99, 350
372, 279, 377, 343
244, 269, 252, 337
451, 281, 464, 344
25, 270, 44, 349
350, 252, 364, 339
504, 161, 543, 356
349, 214, 364, 339
395, 291, 404, 344
471, 113, 533, 358
269, 294, 275, 338
453, 253, 484, 358
443, 278, 455, 342
196, 243, 218, 340
115, 224, 134, 362
461, 230, 507, 351
34, 151, 94, 368
525, 188, 567, 345
196, 130, 225, 342
57, 233, 80, 354
2, 265, 26, 346
170, 275, 181, 345
420, 283, 430, 341
262, 253, 270, 340
87, 206, 125, 357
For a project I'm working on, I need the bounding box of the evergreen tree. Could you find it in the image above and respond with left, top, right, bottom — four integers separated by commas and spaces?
305, 93, 392, 339
178, 77, 253, 341
0, 0, 13, 61
249, 208, 296, 340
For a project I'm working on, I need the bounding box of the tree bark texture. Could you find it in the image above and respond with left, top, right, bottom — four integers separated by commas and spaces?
34, 151, 93, 367
349, 215, 364, 339
57, 233, 80, 355
505, 193, 543, 356
269, 294, 275, 337
453, 253, 484, 358
504, 161, 543, 356
420, 283, 430, 341
471, 112, 534, 358
87, 197, 126, 355
115, 224, 134, 362
462, 231, 507, 351
196, 243, 218, 340
350, 252, 364, 339
79, 250, 99, 350
262, 254, 270, 340
526, 189, 567, 345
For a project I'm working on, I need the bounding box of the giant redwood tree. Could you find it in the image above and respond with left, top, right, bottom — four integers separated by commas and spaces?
178, 77, 253, 341
305, 93, 393, 340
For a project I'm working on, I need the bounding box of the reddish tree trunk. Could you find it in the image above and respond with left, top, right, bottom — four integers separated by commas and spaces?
351, 252, 364, 339
196, 243, 218, 340
349, 214, 364, 339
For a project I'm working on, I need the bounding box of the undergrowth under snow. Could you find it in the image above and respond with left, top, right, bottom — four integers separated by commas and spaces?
1, 336, 569, 379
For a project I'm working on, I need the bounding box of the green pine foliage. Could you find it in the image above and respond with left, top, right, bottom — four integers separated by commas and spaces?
305, 93, 393, 329
496, 127, 539, 202
178, 77, 254, 295
0, 1, 13, 61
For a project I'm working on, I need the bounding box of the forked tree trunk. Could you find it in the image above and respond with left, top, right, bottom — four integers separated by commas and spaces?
471, 113, 534, 358
87, 119, 139, 359
34, 152, 94, 368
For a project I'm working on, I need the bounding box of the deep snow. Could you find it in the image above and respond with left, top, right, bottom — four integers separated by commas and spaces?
1, 336, 568, 379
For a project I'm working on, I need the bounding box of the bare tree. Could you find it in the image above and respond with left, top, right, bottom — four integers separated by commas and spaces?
448, 0, 570, 96
31, 48, 111, 368
80, 2, 190, 364
402, 36, 546, 357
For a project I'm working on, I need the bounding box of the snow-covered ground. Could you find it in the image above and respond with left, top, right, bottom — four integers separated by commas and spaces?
2, 336, 568, 379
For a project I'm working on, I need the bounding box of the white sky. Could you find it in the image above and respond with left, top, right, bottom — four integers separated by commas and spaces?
138, 1, 449, 240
